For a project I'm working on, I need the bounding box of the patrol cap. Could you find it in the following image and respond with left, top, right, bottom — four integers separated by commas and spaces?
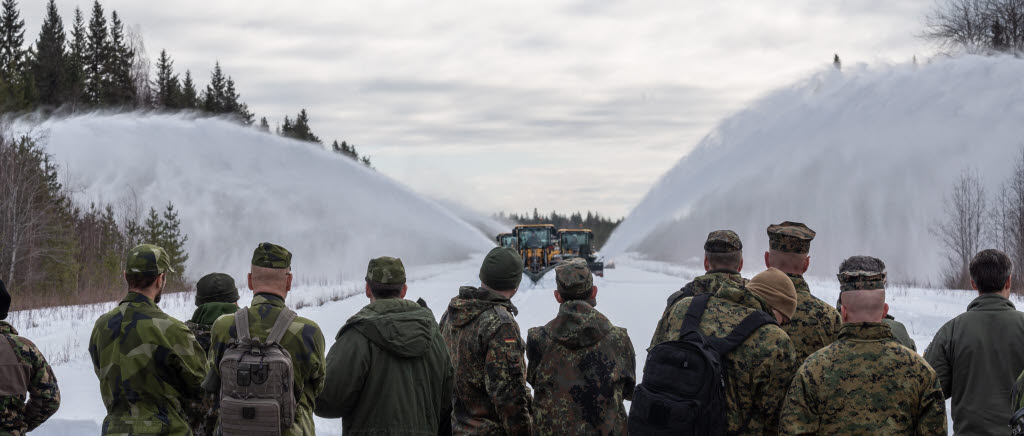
252, 242, 292, 269
838, 270, 887, 292
195, 273, 240, 305
704, 230, 742, 253
556, 258, 594, 299
479, 247, 523, 291
366, 256, 406, 285
126, 244, 176, 275
767, 221, 816, 254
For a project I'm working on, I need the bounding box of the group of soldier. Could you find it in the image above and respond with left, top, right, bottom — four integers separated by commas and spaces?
2, 219, 1024, 435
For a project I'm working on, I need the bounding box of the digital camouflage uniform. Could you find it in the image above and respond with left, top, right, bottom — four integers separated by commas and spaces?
527, 260, 635, 436
657, 230, 748, 332
0, 321, 60, 435
651, 286, 798, 434
206, 243, 326, 436
440, 286, 532, 436
767, 222, 842, 363
781, 323, 946, 434
836, 297, 917, 351
89, 244, 208, 436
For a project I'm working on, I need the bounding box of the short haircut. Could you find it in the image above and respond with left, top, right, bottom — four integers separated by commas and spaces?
368, 280, 403, 299
706, 251, 742, 271
767, 250, 808, 270
556, 287, 591, 302
126, 273, 159, 290
839, 255, 886, 274
251, 265, 290, 289
970, 249, 1013, 293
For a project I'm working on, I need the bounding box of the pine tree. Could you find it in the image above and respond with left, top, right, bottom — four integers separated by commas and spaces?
202, 61, 227, 112
833, 54, 841, 71
180, 70, 197, 108
104, 10, 134, 106
290, 109, 320, 143
224, 77, 253, 124
154, 49, 180, 109
33, 0, 65, 107
159, 202, 188, 288
84, 0, 107, 104
0, 0, 30, 109
64, 6, 86, 108
142, 206, 163, 246
259, 116, 270, 132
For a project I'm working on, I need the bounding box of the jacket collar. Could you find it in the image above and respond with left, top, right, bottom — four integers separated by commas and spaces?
121, 291, 156, 307
457, 286, 519, 315
253, 293, 286, 308
715, 286, 771, 312
839, 322, 892, 341
786, 273, 811, 294
967, 293, 1016, 311
0, 321, 16, 336
706, 268, 741, 276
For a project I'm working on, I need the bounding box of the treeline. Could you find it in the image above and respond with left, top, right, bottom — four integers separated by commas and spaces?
925, 0, 1024, 53
495, 209, 623, 250
933, 149, 1024, 291
0, 0, 372, 168
0, 126, 189, 310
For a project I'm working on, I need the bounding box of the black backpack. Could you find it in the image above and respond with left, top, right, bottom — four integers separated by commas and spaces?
629, 293, 776, 435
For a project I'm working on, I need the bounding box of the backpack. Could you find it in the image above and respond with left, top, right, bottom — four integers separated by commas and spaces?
628, 293, 776, 435
218, 307, 297, 436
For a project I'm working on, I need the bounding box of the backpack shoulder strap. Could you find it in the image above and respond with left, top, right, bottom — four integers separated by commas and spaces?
679, 293, 712, 334
234, 307, 252, 342
266, 307, 297, 345
709, 310, 777, 355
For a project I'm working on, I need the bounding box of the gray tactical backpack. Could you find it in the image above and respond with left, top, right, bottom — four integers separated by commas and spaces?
219, 306, 297, 436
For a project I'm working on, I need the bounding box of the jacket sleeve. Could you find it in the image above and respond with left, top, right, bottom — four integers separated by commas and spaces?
923, 322, 953, 400
314, 329, 368, 419
203, 316, 233, 395
170, 325, 210, 405
917, 375, 948, 436
307, 325, 327, 400
485, 322, 533, 436
525, 328, 542, 389
18, 338, 60, 431
622, 332, 636, 401
779, 367, 818, 435
439, 336, 454, 436
757, 335, 798, 435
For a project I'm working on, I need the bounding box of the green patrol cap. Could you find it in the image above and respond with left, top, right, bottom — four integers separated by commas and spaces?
479, 247, 523, 291
366, 256, 406, 285
838, 270, 887, 292
126, 244, 175, 275
705, 230, 742, 253
195, 273, 240, 305
767, 221, 816, 254
252, 242, 292, 269
556, 258, 594, 299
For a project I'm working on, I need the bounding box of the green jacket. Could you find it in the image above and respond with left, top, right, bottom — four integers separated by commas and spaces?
314, 298, 454, 435
89, 292, 208, 435
207, 294, 326, 436
0, 322, 60, 435
924, 293, 1024, 435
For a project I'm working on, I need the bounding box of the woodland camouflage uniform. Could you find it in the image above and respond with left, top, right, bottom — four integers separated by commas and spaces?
527, 259, 635, 436
89, 245, 208, 436
768, 222, 842, 362
0, 321, 60, 435
651, 286, 798, 434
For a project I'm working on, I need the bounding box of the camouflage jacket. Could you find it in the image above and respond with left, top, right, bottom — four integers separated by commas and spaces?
440, 286, 533, 436
782, 274, 842, 363
655, 270, 747, 347
651, 286, 798, 435
89, 292, 208, 435
206, 294, 326, 436
183, 321, 215, 436
781, 323, 946, 435
526, 301, 634, 436
0, 322, 60, 435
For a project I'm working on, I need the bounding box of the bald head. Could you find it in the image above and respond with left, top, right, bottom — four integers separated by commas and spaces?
248, 265, 292, 297
840, 289, 888, 323
765, 250, 809, 275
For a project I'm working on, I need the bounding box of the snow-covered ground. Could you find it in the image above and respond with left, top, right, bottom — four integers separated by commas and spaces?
27, 256, 983, 435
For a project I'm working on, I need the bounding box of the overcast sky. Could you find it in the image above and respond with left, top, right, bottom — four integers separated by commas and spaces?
27, 1, 934, 218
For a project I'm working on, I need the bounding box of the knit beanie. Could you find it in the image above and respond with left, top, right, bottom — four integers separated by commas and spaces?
479, 247, 524, 291
746, 268, 797, 319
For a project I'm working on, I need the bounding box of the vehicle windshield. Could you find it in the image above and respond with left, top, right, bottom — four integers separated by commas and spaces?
499, 235, 516, 247
518, 228, 551, 249
561, 232, 590, 251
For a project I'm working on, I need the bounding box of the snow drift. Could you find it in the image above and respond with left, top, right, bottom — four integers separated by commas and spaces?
603, 55, 1024, 281
15, 113, 495, 281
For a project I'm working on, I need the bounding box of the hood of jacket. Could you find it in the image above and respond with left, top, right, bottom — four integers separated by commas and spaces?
546, 300, 612, 349
341, 298, 437, 358
190, 302, 239, 326
445, 286, 519, 328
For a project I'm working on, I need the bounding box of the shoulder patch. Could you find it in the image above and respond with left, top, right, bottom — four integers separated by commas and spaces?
492, 306, 514, 324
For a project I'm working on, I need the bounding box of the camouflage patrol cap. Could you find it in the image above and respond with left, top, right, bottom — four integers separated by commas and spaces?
366, 256, 406, 285
556, 258, 594, 299
704, 230, 742, 253
767, 221, 816, 254
251, 242, 292, 269
126, 244, 176, 275
838, 270, 887, 292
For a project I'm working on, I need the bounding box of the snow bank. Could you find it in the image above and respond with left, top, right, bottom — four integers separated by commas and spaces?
603, 55, 1024, 282
14, 113, 495, 282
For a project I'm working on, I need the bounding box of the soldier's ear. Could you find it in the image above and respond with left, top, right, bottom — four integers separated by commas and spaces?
737, 258, 743, 272
400, 284, 408, 299
703, 256, 711, 272
764, 251, 771, 269
553, 290, 563, 303
801, 256, 810, 273
247, 273, 254, 291
882, 303, 889, 319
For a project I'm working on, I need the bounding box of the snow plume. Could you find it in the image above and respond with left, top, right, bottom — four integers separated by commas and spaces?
603, 55, 1024, 282
15, 113, 494, 282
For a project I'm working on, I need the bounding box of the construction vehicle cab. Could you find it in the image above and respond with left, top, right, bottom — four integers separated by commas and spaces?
496, 233, 517, 249
512, 224, 559, 282
557, 229, 605, 277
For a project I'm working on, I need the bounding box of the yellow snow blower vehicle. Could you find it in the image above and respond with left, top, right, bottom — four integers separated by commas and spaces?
512, 224, 559, 283
496, 233, 517, 249
555, 229, 604, 277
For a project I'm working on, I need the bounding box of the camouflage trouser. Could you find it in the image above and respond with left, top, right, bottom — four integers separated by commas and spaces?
187, 392, 218, 436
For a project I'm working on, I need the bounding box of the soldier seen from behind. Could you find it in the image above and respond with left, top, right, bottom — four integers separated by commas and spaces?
205, 242, 326, 436
184, 273, 239, 436
0, 278, 60, 434
765, 221, 842, 363
89, 244, 208, 435
440, 247, 533, 435
658, 230, 747, 322
527, 258, 635, 436
314, 257, 454, 435
781, 255, 946, 434
925, 248, 1024, 435
642, 268, 797, 434
834, 262, 916, 352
